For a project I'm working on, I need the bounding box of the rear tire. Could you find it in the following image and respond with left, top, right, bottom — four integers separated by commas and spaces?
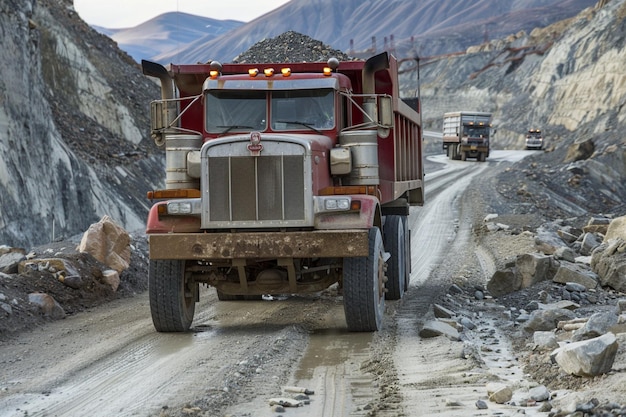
383, 215, 407, 300
343, 227, 385, 332
149, 260, 197, 332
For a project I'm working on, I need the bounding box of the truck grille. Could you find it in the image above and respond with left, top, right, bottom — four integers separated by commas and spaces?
201, 136, 312, 228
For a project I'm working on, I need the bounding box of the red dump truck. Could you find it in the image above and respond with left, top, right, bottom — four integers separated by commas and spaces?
442, 111, 493, 162
141, 52, 424, 332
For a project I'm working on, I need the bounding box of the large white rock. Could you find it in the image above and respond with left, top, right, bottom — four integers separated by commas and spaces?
77, 215, 131, 273
552, 332, 618, 377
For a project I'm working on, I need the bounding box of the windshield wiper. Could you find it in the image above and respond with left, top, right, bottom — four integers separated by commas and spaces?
217, 125, 255, 136
276, 120, 321, 134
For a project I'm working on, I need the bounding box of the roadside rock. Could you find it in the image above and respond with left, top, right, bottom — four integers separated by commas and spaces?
552, 333, 618, 377
591, 238, 626, 292
27, 292, 65, 319
77, 215, 131, 273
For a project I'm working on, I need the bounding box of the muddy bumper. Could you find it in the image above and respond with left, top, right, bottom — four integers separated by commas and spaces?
148, 230, 371, 260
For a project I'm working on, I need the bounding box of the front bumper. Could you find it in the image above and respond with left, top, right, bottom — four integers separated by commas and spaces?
148, 230, 371, 260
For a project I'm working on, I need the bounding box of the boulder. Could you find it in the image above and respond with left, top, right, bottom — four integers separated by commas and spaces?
553, 261, 599, 289
580, 232, 601, 256
552, 333, 618, 377
523, 308, 577, 332
76, 215, 131, 273
486, 382, 512, 404
0, 250, 26, 274
605, 215, 626, 241
28, 292, 65, 319
516, 253, 556, 288
419, 320, 460, 341
533, 331, 559, 351
582, 216, 611, 235
487, 269, 521, 297
563, 138, 594, 163
102, 269, 120, 292
591, 238, 626, 292
572, 312, 619, 342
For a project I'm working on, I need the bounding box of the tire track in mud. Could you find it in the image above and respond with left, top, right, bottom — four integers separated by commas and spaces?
392, 152, 540, 417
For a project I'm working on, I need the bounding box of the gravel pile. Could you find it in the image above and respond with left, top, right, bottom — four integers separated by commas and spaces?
232, 31, 355, 63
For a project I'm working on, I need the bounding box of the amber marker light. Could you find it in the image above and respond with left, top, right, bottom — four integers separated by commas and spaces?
248, 68, 259, 77
147, 189, 201, 200
323, 67, 332, 76
281, 67, 291, 77
264, 68, 275, 77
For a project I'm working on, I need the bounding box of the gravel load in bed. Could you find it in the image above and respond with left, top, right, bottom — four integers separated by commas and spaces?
232, 31, 355, 63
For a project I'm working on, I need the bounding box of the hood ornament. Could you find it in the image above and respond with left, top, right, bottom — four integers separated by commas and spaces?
247, 131, 263, 156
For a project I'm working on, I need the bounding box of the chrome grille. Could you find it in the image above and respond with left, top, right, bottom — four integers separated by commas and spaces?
200, 136, 313, 228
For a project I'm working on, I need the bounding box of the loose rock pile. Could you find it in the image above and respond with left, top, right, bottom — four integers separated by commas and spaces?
0, 217, 148, 337
232, 31, 354, 63
421, 214, 626, 416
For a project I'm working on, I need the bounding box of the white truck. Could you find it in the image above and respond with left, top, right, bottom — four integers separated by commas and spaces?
525, 128, 544, 150
442, 111, 493, 162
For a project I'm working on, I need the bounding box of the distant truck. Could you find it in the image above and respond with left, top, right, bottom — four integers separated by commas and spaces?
525, 128, 544, 150
141, 52, 424, 333
442, 111, 493, 162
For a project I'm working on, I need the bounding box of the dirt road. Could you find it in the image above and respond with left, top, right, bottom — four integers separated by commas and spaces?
0, 151, 537, 417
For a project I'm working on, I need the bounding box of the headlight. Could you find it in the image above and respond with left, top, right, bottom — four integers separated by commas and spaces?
316, 196, 352, 213
165, 199, 201, 215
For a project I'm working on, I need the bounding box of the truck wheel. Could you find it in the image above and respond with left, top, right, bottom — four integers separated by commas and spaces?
343, 227, 385, 332
461, 151, 467, 161
449, 145, 457, 160
383, 215, 407, 300
479, 152, 486, 162
149, 260, 197, 332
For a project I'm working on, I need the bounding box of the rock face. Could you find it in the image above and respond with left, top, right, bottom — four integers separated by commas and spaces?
415, 0, 626, 219
1, 0, 625, 252
0, 0, 162, 248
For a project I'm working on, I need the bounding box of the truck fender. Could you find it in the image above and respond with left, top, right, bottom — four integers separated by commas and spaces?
146, 202, 201, 234
315, 195, 382, 230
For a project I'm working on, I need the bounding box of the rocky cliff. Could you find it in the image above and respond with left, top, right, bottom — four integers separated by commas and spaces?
413, 0, 626, 219
0, 0, 624, 250
0, 0, 162, 248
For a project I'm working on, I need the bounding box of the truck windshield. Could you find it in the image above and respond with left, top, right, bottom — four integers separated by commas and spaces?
271, 89, 334, 131
463, 126, 489, 138
205, 90, 266, 133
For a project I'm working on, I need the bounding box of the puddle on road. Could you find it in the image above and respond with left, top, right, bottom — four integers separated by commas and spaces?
283, 329, 379, 417
294, 329, 372, 380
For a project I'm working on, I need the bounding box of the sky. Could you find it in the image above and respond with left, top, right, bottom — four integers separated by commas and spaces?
73, 0, 291, 28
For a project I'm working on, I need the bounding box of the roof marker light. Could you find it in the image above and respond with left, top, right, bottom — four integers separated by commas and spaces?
264, 68, 275, 77
209, 60, 222, 79
248, 68, 259, 77
281, 67, 291, 77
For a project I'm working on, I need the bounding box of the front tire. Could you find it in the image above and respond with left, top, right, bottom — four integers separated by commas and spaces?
343, 227, 385, 332
149, 260, 197, 332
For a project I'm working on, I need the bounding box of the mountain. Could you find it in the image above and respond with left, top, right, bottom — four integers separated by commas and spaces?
150, 0, 599, 64
415, 0, 625, 217
95, 12, 243, 63
0, 0, 623, 250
